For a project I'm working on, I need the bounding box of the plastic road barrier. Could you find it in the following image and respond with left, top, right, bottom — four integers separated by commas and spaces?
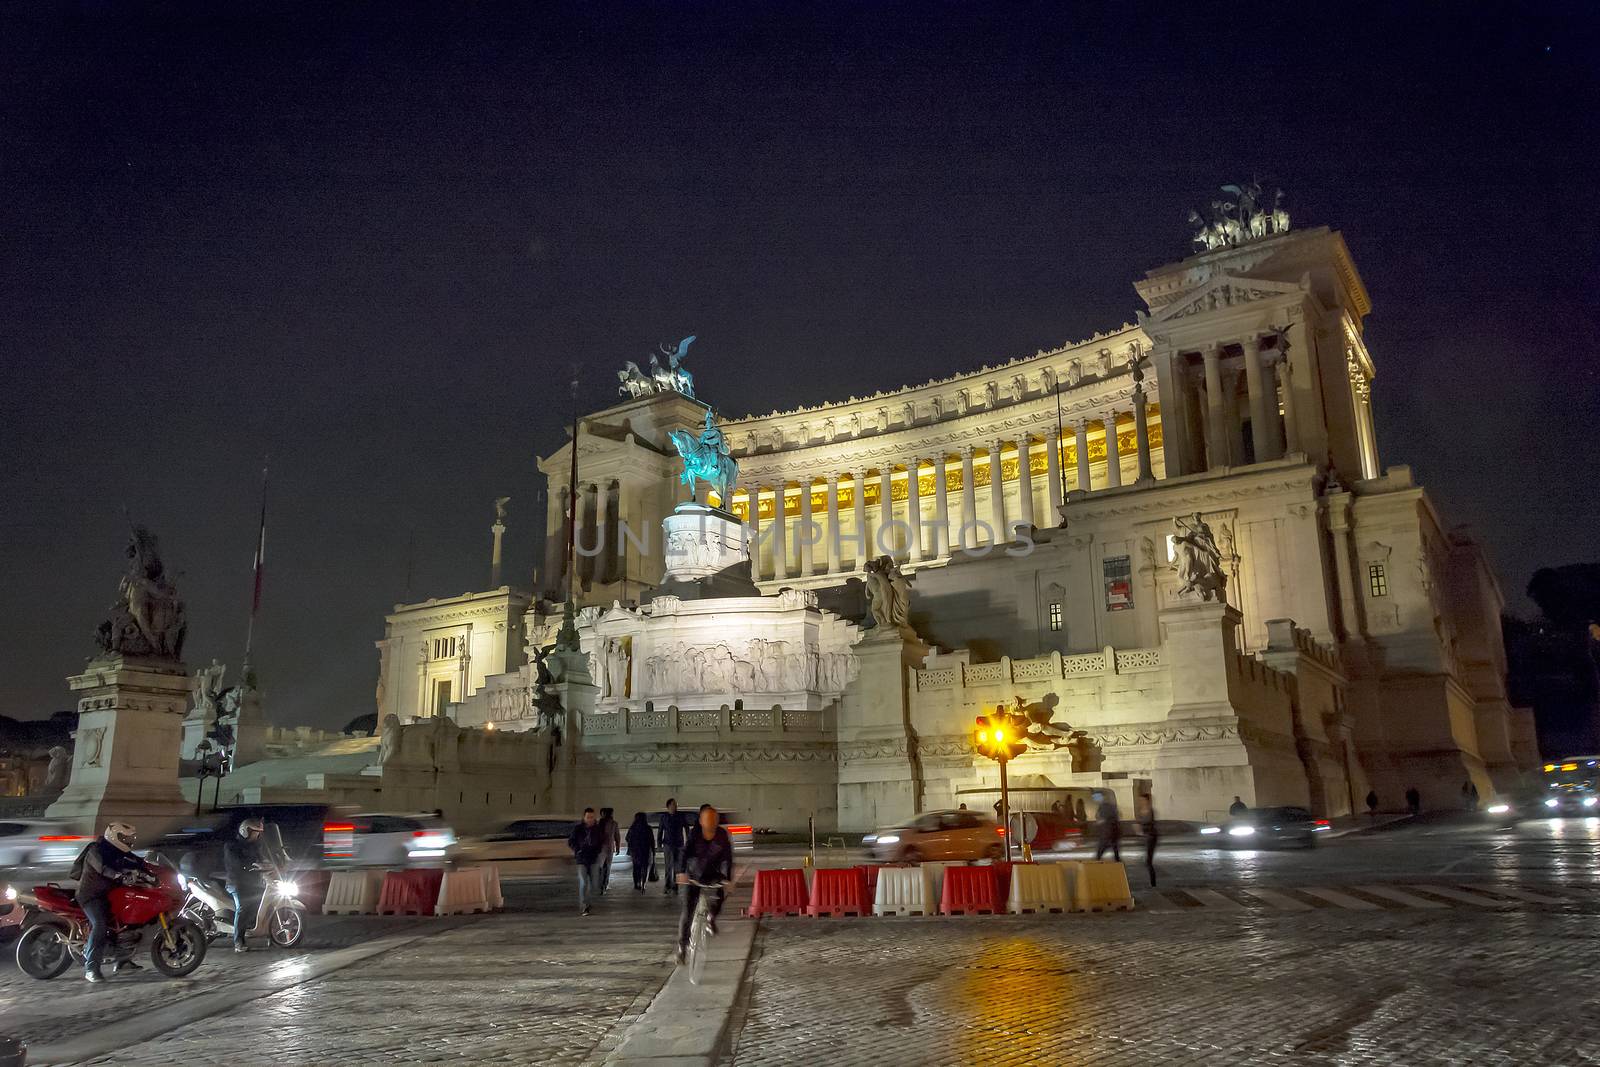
748, 868, 809, 917
1069, 860, 1135, 912
873, 866, 930, 916
323, 869, 386, 915
940, 865, 1001, 915
807, 867, 871, 917
435, 866, 492, 916
1007, 863, 1072, 914
376, 869, 444, 916
481, 863, 504, 910
857, 864, 885, 903
918, 860, 961, 908
991, 860, 1032, 907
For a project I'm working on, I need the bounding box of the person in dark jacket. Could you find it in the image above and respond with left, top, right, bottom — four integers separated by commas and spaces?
224, 818, 267, 952
597, 807, 621, 895
625, 812, 654, 891
1405, 786, 1421, 816
568, 808, 607, 915
677, 804, 734, 961
1228, 796, 1248, 817
1093, 791, 1122, 862
75, 822, 151, 982
1135, 795, 1159, 887
658, 798, 687, 896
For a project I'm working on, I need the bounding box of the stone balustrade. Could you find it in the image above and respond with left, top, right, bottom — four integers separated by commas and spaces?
580, 703, 833, 740
912, 646, 1163, 692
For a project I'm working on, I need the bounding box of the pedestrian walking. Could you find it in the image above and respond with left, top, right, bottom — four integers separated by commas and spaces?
1467, 781, 1480, 811
658, 797, 687, 896
626, 812, 654, 891
568, 808, 607, 916
597, 807, 620, 894
1405, 786, 1421, 816
1228, 795, 1248, 817
1073, 797, 1087, 827
1093, 790, 1122, 862
1135, 795, 1159, 887
1366, 789, 1379, 822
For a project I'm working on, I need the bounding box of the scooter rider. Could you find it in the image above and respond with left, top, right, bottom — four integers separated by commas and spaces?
224, 818, 267, 953
75, 822, 151, 983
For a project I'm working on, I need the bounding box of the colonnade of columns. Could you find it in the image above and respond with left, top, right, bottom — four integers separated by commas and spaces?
738, 392, 1160, 582
1196, 335, 1295, 468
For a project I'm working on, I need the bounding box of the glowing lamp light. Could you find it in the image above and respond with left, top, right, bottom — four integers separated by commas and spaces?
1487, 804, 1510, 814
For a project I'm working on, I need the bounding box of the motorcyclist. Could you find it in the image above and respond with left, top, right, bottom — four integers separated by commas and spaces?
224, 817, 267, 953
75, 822, 152, 983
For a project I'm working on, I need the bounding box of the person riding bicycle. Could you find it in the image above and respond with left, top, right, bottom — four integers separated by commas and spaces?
74, 821, 152, 983
676, 803, 733, 964
224, 817, 267, 953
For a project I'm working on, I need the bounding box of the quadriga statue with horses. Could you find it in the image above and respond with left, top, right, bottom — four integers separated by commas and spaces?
668, 409, 738, 508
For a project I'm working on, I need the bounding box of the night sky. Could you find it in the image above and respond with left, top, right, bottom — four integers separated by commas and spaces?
3, 2, 1597, 729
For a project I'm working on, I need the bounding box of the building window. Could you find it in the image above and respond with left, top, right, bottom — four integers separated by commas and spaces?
1368, 564, 1388, 597
1048, 602, 1063, 631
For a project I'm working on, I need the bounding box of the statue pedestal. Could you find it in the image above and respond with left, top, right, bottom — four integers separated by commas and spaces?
661, 504, 749, 581
45, 655, 193, 836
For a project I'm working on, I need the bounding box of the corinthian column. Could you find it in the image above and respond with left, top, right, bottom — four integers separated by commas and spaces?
748, 486, 764, 581
773, 483, 789, 579
1045, 428, 1063, 516
1202, 343, 1226, 467
959, 447, 977, 549
1103, 416, 1122, 489
988, 440, 1007, 544
1132, 386, 1155, 486
879, 466, 895, 559
1075, 420, 1090, 492
907, 457, 924, 561
1279, 359, 1299, 457
825, 473, 841, 573
852, 469, 868, 569
1016, 436, 1036, 529
798, 477, 815, 575
933, 453, 950, 557
1243, 336, 1271, 462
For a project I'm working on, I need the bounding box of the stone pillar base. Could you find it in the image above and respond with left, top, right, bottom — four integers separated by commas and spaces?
46, 655, 193, 837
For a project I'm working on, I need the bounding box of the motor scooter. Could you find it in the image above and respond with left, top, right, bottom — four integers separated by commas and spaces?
180, 823, 306, 948
15, 859, 206, 980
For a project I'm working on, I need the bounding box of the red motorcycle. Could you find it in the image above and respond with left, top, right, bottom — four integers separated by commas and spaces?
15, 862, 207, 980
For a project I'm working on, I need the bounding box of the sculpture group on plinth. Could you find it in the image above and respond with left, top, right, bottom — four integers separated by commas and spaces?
863, 555, 913, 635
1188, 181, 1290, 252
667, 408, 738, 506
95, 524, 186, 659
618, 334, 698, 398
1173, 512, 1227, 602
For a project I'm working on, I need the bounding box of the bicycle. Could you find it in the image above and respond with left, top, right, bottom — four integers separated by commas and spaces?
678, 877, 730, 986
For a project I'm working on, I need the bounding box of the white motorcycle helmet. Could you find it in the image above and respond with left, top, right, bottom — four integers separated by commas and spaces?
238, 817, 265, 839
103, 822, 137, 852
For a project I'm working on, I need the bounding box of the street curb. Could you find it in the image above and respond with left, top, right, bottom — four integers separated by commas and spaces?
605, 918, 759, 1066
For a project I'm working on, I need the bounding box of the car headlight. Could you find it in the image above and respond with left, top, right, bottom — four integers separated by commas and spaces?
1545, 798, 1559, 809
1227, 825, 1256, 837
862, 834, 877, 845
275, 880, 299, 896
409, 834, 453, 851
1486, 804, 1509, 814
1584, 798, 1598, 809
1200, 826, 1221, 835
3, 885, 15, 902
877, 834, 900, 846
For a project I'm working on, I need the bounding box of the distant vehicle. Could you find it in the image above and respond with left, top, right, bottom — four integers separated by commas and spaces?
147, 804, 332, 877
1201, 806, 1328, 848
1543, 757, 1600, 792
322, 812, 456, 867
454, 815, 591, 872
1007, 809, 1085, 853
1534, 788, 1599, 819
0, 820, 91, 869
650, 809, 754, 853
864, 809, 1005, 863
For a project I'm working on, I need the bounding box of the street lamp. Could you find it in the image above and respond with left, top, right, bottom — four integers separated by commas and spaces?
973, 711, 1028, 861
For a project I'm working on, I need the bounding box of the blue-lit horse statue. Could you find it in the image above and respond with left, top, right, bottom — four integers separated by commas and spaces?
668, 410, 738, 507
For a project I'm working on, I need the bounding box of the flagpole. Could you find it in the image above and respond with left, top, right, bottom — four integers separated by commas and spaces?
242, 457, 268, 685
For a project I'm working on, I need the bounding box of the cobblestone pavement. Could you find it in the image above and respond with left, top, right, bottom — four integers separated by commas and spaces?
728, 909, 1600, 1066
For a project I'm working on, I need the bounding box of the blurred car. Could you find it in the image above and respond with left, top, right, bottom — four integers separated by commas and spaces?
864, 809, 1005, 863
651, 809, 754, 852
1531, 788, 1599, 819
1201, 806, 1328, 848
1008, 809, 1085, 853
323, 812, 456, 866
455, 815, 589, 872
147, 804, 332, 876
0, 819, 91, 869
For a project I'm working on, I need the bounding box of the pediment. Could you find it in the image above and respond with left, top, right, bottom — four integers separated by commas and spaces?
1147, 272, 1305, 324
